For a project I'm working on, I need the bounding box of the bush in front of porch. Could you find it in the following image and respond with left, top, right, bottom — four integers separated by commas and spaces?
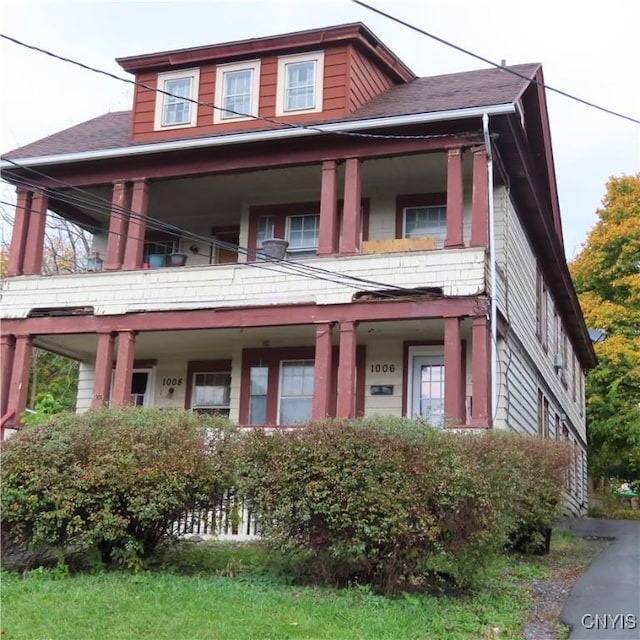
0, 407, 237, 569
238, 418, 572, 594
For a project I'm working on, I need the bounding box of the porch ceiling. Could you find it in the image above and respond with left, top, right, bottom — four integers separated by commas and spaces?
34, 317, 466, 363
53, 152, 454, 234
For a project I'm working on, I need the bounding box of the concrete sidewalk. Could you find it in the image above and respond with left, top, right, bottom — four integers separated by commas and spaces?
559, 518, 640, 639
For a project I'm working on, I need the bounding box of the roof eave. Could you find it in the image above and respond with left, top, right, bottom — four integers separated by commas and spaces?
0, 103, 516, 171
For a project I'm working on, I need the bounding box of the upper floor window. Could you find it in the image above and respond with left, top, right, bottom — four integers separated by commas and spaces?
396, 194, 447, 249
276, 52, 324, 116
154, 69, 200, 130
214, 60, 260, 123
286, 215, 319, 258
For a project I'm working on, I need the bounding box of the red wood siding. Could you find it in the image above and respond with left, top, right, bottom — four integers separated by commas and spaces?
129, 46, 353, 143
348, 46, 395, 112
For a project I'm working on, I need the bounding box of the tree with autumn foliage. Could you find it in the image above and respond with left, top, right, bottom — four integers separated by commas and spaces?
570, 174, 640, 489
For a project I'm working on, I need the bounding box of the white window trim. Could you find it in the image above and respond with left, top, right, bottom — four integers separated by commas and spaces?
214, 60, 261, 124
275, 51, 324, 116
285, 213, 320, 256
154, 68, 200, 131
402, 205, 447, 248
277, 359, 314, 425
406, 346, 444, 422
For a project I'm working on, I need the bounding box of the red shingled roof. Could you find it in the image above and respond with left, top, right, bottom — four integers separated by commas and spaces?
2, 63, 539, 161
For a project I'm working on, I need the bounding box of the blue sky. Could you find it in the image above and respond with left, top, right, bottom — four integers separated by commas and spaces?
1, 0, 638, 259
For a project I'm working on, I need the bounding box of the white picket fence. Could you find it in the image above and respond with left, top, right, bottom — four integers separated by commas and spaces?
173, 492, 260, 540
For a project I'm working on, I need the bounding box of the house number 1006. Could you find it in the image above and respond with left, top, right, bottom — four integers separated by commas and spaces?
370, 364, 395, 373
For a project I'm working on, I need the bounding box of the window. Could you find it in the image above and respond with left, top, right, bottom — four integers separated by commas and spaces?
278, 361, 314, 424
276, 52, 324, 115
396, 194, 447, 249
537, 390, 549, 438
403, 206, 447, 248
248, 366, 268, 424
143, 239, 177, 267
285, 215, 319, 258
214, 60, 260, 123
154, 69, 200, 130
536, 268, 548, 348
192, 372, 231, 416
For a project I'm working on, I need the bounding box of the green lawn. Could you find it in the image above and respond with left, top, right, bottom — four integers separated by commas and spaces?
0, 535, 585, 640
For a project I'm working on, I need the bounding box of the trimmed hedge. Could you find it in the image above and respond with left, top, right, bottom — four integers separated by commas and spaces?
1, 408, 237, 568
239, 419, 572, 593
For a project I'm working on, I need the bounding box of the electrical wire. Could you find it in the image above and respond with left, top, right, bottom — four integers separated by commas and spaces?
2, 158, 448, 299
352, 0, 639, 125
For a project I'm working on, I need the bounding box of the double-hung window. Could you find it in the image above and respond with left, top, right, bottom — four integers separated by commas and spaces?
191, 372, 231, 416
278, 361, 314, 424
214, 60, 260, 123
276, 52, 324, 115
403, 206, 447, 248
154, 69, 200, 130
286, 214, 319, 258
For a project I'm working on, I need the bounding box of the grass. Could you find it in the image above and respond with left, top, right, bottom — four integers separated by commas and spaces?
1, 532, 596, 640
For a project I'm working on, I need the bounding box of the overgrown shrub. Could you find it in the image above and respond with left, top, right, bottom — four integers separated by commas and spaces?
1, 408, 237, 568
238, 419, 572, 593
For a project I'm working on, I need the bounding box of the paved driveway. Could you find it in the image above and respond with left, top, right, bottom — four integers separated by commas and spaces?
559, 518, 640, 639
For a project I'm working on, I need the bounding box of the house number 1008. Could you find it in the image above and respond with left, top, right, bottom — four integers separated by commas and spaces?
370, 364, 395, 373
161, 377, 183, 386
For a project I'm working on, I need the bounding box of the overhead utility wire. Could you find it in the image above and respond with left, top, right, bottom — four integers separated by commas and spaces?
4, 160, 438, 298
352, 0, 640, 126
0, 33, 458, 142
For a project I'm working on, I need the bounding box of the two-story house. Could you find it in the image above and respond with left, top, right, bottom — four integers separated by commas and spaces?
0, 23, 595, 512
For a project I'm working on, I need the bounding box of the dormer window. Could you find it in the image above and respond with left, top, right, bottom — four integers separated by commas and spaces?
214, 60, 261, 123
154, 68, 200, 130
276, 52, 324, 116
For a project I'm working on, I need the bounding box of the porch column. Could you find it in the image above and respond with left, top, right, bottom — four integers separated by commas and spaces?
445, 147, 464, 248
341, 158, 362, 255
6, 335, 33, 427
443, 317, 465, 425
111, 330, 136, 407
122, 179, 148, 270
470, 314, 491, 426
317, 160, 338, 256
336, 320, 358, 417
105, 180, 130, 270
0, 335, 16, 417
91, 332, 116, 408
312, 322, 334, 419
7, 188, 31, 276
21, 190, 48, 275
471, 146, 489, 247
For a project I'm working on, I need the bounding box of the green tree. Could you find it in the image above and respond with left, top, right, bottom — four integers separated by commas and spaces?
570, 174, 640, 488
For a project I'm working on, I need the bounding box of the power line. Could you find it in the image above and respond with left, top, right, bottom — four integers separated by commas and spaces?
3, 158, 446, 299
352, 0, 640, 126
0, 33, 458, 142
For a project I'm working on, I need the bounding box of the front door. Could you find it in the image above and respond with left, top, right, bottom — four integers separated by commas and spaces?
409, 353, 444, 423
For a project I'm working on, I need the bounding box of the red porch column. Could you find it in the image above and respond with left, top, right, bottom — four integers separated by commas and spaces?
443, 317, 465, 425
111, 331, 136, 407
122, 179, 148, 270
470, 314, 491, 426
105, 180, 130, 271
341, 158, 362, 255
317, 160, 338, 256
445, 147, 464, 248
471, 147, 489, 247
0, 335, 16, 417
312, 322, 333, 419
6, 335, 33, 427
91, 332, 116, 408
7, 188, 32, 276
336, 320, 358, 417
21, 190, 48, 275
